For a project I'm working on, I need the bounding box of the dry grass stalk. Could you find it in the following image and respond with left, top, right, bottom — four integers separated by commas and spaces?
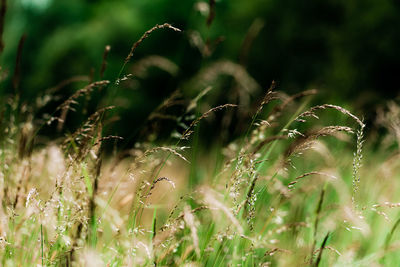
155, 206, 208, 251
182, 104, 237, 139
287, 172, 336, 190
0, 11, 393, 265
268, 89, 318, 122
295, 104, 364, 128
155, 193, 195, 232
279, 89, 318, 111
144, 177, 175, 199
190, 104, 238, 128
242, 81, 279, 154
313, 246, 341, 256
352, 123, 365, 209
160, 205, 208, 232
63, 106, 114, 147
244, 175, 258, 230
63, 106, 114, 162
176, 206, 208, 222
286, 126, 354, 158
372, 202, 400, 209
138, 146, 189, 163
124, 23, 181, 66
256, 81, 278, 115
264, 247, 292, 257
370, 208, 390, 221
36, 77, 89, 126
52, 81, 110, 130
56, 80, 110, 113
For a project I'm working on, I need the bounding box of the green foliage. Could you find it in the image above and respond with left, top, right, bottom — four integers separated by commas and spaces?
0, 1, 400, 266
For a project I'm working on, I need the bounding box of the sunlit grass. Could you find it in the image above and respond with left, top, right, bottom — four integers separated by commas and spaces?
0, 20, 400, 267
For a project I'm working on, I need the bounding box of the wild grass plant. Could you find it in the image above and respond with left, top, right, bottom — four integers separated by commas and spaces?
1, 6, 400, 267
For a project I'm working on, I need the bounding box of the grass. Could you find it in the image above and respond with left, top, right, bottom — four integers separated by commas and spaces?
1, 14, 400, 267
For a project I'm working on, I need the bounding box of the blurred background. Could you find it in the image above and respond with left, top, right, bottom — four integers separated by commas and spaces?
1, 0, 399, 144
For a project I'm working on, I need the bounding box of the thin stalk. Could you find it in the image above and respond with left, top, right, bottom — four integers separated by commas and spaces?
310, 186, 326, 264
314, 232, 330, 267
41, 224, 44, 266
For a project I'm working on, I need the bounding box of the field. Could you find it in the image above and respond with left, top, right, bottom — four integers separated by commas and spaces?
1, 2, 400, 267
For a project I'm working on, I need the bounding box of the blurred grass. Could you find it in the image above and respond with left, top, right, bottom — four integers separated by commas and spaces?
0, 1, 400, 266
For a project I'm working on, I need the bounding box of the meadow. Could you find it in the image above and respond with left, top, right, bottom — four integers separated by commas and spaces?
1, 3, 400, 267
